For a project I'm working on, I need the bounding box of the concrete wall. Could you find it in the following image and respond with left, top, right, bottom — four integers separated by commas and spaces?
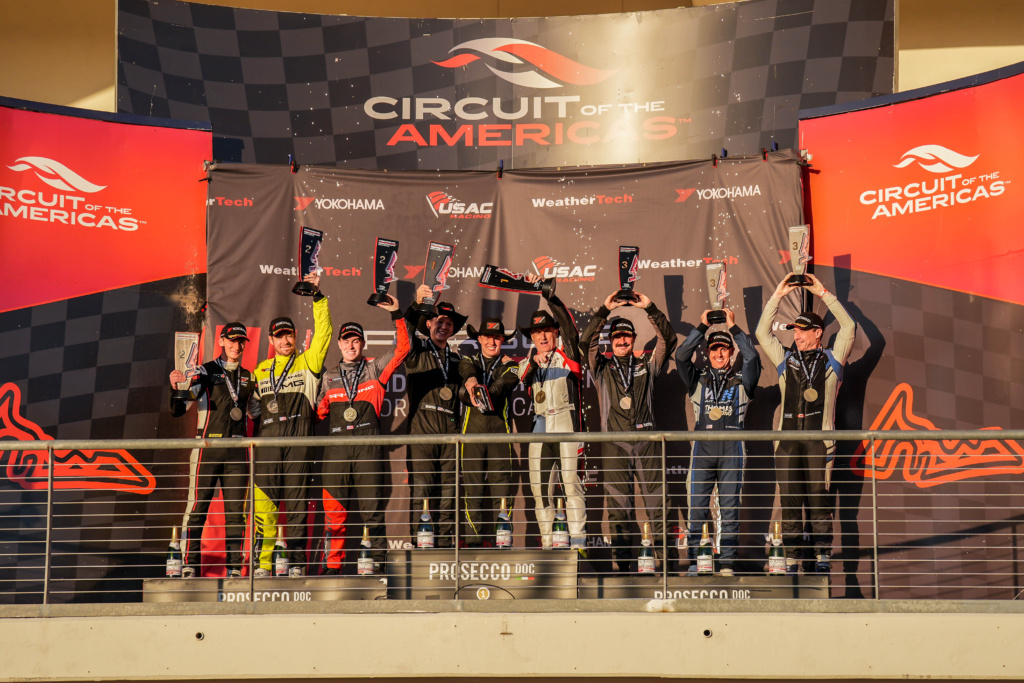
2, 0, 1024, 113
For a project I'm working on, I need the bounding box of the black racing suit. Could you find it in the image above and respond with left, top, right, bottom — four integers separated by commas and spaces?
458, 353, 520, 545
315, 310, 409, 568
580, 302, 676, 565
403, 306, 462, 547
170, 359, 254, 573
756, 291, 855, 561
249, 294, 332, 570
677, 324, 760, 567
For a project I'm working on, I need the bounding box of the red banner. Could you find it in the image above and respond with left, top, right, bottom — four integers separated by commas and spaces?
0, 102, 211, 313
800, 70, 1024, 304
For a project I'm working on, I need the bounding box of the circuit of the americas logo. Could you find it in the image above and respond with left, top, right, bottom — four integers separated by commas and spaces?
426, 191, 493, 219
0, 383, 155, 494
432, 38, 617, 89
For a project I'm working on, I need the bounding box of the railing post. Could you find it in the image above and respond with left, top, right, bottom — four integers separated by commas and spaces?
454, 436, 461, 598
248, 443, 255, 600
661, 435, 668, 596
43, 444, 54, 605
871, 435, 879, 600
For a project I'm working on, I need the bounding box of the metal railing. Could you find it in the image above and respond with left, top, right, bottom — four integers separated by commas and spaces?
3, 428, 1023, 605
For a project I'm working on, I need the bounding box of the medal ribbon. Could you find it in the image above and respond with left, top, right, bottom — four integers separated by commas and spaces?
429, 343, 450, 385
268, 354, 296, 403
338, 359, 367, 409
794, 347, 823, 389
612, 354, 635, 396
480, 354, 500, 387
706, 368, 729, 413
218, 359, 241, 410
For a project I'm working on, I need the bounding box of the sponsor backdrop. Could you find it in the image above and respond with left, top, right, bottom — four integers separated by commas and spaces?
0, 98, 210, 602
799, 63, 1024, 598
117, 0, 894, 169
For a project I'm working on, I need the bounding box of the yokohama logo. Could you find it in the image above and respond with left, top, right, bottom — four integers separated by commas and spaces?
893, 145, 979, 173
0, 383, 155, 494
852, 383, 1024, 487
433, 38, 617, 89
7, 156, 106, 193
675, 186, 761, 202
294, 196, 384, 211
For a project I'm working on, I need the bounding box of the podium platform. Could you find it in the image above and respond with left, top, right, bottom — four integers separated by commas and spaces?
577, 574, 830, 600
386, 549, 578, 600
143, 576, 388, 602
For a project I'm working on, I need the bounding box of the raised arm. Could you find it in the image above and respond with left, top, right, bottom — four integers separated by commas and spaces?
547, 295, 581, 361
641, 297, 677, 372
755, 276, 794, 371
674, 325, 706, 391
807, 274, 857, 365
732, 325, 762, 396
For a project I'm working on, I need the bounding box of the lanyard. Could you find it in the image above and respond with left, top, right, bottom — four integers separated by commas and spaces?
480, 354, 500, 387
217, 359, 240, 408
536, 351, 555, 385
429, 342, 450, 384
612, 354, 635, 395
338, 359, 367, 407
268, 354, 296, 399
794, 347, 823, 386
706, 368, 729, 405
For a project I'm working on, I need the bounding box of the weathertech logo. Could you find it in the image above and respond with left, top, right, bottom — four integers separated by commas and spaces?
893, 145, 979, 173
433, 38, 617, 89
426, 191, 492, 219
294, 196, 385, 211
7, 157, 105, 193
852, 383, 1024, 488
0, 383, 155, 494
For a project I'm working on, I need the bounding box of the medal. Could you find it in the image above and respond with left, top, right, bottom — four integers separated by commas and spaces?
344, 407, 358, 422
439, 387, 453, 401
794, 348, 823, 405
230, 407, 243, 421
803, 388, 819, 402
338, 359, 366, 424
267, 354, 295, 421
219, 361, 244, 425
612, 355, 635, 414
535, 390, 547, 404
267, 399, 279, 414
534, 353, 554, 406
705, 369, 729, 423
429, 343, 453, 401
619, 396, 632, 410
709, 407, 723, 421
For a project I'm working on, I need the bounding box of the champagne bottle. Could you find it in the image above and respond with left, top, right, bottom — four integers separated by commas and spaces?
638, 521, 656, 574
697, 522, 714, 576
496, 497, 513, 549
273, 524, 289, 577
357, 525, 374, 575
768, 520, 787, 575
552, 498, 570, 549
417, 499, 435, 549
165, 525, 182, 577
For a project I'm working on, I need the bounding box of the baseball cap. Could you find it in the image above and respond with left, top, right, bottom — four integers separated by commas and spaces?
608, 318, 636, 338
269, 317, 295, 336
707, 331, 734, 349
782, 311, 824, 331
220, 322, 249, 341
338, 322, 365, 340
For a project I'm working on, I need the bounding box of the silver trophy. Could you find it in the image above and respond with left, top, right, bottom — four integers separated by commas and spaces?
705, 262, 729, 325
171, 332, 201, 401
787, 224, 812, 286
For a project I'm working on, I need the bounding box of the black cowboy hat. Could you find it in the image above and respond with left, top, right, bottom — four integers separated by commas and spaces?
519, 309, 560, 337
467, 317, 516, 340
416, 301, 468, 337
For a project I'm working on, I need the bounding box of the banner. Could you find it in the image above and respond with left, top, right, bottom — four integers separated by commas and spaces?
799, 62, 1024, 598
117, 0, 894, 169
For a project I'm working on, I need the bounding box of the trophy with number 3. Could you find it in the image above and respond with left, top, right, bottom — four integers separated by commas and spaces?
706, 262, 728, 325
787, 224, 812, 286
615, 246, 640, 303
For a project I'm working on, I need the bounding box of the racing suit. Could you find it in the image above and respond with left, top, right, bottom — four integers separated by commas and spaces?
315, 311, 409, 568
580, 302, 676, 566
171, 359, 254, 573
677, 324, 760, 568
519, 296, 587, 549
249, 294, 332, 571
458, 353, 520, 545
403, 307, 462, 547
756, 292, 855, 561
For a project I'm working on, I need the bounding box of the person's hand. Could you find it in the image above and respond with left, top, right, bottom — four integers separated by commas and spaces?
631, 292, 651, 308
805, 273, 826, 297
169, 370, 191, 387
534, 350, 550, 364
415, 283, 432, 304
724, 308, 736, 327
773, 275, 799, 300
501, 354, 513, 364
464, 377, 481, 408
303, 272, 321, 291
604, 292, 626, 310
378, 294, 399, 312
525, 273, 541, 284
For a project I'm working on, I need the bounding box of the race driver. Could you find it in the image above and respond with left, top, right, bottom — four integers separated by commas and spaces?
249, 272, 331, 578
519, 276, 587, 550
676, 307, 760, 576
756, 272, 855, 574
315, 295, 409, 574
459, 317, 520, 546
403, 286, 467, 548
169, 322, 254, 578
580, 290, 676, 572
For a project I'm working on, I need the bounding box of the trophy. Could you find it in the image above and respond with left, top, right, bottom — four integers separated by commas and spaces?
478, 264, 556, 298
787, 224, 812, 286
706, 262, 728, 325
615, 246, 640, 303
171, 332, 201, 401
367, 237, 399, 306
472, 384, 494, 412
292, 226, 324, 296
415, 241, 455, 316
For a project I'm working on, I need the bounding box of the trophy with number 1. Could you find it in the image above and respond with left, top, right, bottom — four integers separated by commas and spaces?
415, 241, 455, 316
